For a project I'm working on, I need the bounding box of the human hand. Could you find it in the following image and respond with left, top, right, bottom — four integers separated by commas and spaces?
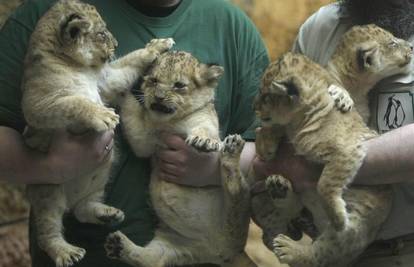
45, 130, 114, 183
155, 133, 221, 187
252, 140, 321, 192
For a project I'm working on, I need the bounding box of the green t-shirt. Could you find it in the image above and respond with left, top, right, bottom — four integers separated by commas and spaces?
0, 0, 269, 266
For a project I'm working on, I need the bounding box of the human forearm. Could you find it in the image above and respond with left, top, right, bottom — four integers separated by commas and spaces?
0, 126, 53, 184
156, 135, 256, 187
240, 141, 256, 176
354, 124, 414, 185
0, 126, 113, 184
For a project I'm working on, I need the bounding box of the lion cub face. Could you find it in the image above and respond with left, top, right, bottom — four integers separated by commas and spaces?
57, 0, 117, 67
334, 24, 412, 79
254, 53, 333, 127
141, 51, 224, 121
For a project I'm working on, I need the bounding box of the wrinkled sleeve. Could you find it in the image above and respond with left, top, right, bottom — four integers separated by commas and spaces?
0, 17, 32, 132
0, 1, 53, 132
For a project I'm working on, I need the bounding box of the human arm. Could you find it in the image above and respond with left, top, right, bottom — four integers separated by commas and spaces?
252, 124, 414, 192
354, 124, 414, 184
0, 126, 114, 184
156, 134, 256, 186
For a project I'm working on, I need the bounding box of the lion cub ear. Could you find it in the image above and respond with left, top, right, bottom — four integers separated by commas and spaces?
197, 64, 224, 88
270, 80, 299, 97
357, 41, 379, 70
60, 13, 91, 41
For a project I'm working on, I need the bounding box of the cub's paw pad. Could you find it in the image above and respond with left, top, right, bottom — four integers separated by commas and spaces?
55, 244, 86, 267
96, 207, 125, 225
265, 175, 292, 199
185, 135, 221, 152
328, 84, 353, 112
222, 134, 245, 155
146, 38, 175, 53
105, 231, 126, 259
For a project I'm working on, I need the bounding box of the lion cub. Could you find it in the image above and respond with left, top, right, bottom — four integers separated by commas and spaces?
253, 52, 389, 267
104, 51, 253, 267
252, 25, 412, 267
21, 1, 173, 266
327, 24, 413, 123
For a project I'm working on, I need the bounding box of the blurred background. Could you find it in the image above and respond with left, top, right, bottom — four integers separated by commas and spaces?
0, 0, 332, 266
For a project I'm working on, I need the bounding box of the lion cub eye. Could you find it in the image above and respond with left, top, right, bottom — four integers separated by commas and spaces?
147, 77, 158, 86
97, 32, 107, 39
173, 82, 187, 90
388, 40, 398, 48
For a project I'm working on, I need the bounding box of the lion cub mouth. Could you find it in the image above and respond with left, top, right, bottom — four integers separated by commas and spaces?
150, 103, 176, 114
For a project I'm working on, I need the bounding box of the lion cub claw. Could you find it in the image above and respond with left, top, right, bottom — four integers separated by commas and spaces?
88, 107, 120, 131
328, 84, 353, 112
186, 135, 222, 152
53, 243, 86, 267
265, 175, 292, 200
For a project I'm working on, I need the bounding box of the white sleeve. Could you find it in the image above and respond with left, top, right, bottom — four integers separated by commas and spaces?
291, 3, 346, 65
291, 8, 320, 55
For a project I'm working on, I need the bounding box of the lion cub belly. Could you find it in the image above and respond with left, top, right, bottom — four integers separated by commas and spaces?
75, 71, 103, 105
150, 176, 225, 238
63, 160, 112, 208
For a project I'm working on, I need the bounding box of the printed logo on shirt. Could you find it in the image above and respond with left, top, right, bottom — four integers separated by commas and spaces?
376, 91, 414, 133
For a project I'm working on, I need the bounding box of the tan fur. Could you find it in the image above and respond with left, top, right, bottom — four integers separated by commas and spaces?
21, 1, 174, 266
252, 48, 398, 267
104, 51, 255, 267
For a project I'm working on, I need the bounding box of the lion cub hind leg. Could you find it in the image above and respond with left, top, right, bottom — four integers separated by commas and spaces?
317, 153, 364, 231
273, 208, 380, 267
260, 175, 303, 247
72, 191, 124, 225
105, 231, 201, 267
28, 184, 86, 267
220, 135, 251, 249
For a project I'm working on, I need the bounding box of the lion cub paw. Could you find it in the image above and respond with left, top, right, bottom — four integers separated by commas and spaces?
96, 206, 125, 225
146, 38, 175, 54
88, 107, 119, 132
328, 84, 353, 112
185, 135, 222, 152
105, 231, 133, 260
222, 134, 245, 156
273, 234, 312, 266
265, 175, 292, 200
54, 243, 86, 267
